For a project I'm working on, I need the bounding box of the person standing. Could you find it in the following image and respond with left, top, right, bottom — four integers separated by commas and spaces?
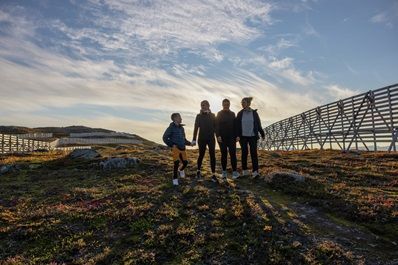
192, 100, 217, 182
235, 97, 265, 179
162, 113, 192, 186
216, 99, 239, 181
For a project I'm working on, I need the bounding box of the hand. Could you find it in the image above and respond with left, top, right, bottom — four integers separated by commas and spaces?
191, 140, 196, 146
236, 137, 240, 142
217, 136, 222, 143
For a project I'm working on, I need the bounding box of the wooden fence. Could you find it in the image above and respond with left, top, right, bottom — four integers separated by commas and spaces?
0, 134, 90, 155
259, 83, 398, 152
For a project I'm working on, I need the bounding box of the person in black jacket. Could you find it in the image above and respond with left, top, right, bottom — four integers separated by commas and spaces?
192, 100, 217, 183
216, 99, 239, 180
235, 97, 265, 179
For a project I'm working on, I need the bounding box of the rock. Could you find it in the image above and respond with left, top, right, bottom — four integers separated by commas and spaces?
115, 145, 127, 150
100, 157, 140, 170
266, 171, 306, 183
29, 164, 41, 169
0, 165, 17, 175
69, 149, 101, 159
292, 241, 302, 248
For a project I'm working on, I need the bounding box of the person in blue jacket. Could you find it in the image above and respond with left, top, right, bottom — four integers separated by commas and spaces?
163, 113, 192, 186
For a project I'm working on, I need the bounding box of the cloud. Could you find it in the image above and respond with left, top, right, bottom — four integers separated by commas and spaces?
326, 84, 358, 100
268, 57, 315, 86
370, 4, 398, 29
0, 1, 325, 143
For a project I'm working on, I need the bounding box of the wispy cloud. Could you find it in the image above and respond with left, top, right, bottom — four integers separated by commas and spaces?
370, 3, 398, 29
326, 84, 358, 100
268, 57, 315, 86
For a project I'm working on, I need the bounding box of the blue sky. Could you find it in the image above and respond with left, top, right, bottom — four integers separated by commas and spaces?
0, 0, 397, 143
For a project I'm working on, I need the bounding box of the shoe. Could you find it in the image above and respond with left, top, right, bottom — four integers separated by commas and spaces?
222, 171, 228, 179
172, 179, 179, 186
178, 170, 185, 178
196, 170, 202, 179
251, 171, 260, 179
232, 171, 240, 179
242, 170, 249, 177
211, 175, 218, 183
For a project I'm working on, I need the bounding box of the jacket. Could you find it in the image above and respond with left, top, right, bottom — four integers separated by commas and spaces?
235, 109, 265, 140
216, 109, 236, 140
163, 122, 191, 150
193, 112, 216, 141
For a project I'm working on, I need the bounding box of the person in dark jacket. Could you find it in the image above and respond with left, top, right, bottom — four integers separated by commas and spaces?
235, 97, 265, 179
192, 100, 217, 182
216, 98, 239, 180
163, 113, 192, 186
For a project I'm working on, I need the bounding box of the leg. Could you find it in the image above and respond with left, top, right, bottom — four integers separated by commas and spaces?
173, 160, 180, 180
228, 138, 237, 171
219, 139, 228, 171
240, 137, 249, 170
208, 138, 216, 174
197, 140, 206, 171
179, 151, 188, 171
249, 137, 259, 172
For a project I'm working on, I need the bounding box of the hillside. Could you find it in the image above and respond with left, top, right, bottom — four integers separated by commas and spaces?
0, 146, 397, 264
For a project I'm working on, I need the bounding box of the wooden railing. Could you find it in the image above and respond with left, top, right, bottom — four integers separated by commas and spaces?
0, 134, 90, 154
259, 83, 398, 152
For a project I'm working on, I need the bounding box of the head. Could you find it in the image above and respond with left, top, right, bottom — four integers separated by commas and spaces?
171, 113, 182, 124
241, 97, 253, 109
222, 98, 230, 110
200, 100, 210, 112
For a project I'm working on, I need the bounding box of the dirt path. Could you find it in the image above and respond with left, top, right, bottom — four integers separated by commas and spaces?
235, 178, 398, 265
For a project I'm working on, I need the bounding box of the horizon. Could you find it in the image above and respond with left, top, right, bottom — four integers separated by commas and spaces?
1, 0, 397, 144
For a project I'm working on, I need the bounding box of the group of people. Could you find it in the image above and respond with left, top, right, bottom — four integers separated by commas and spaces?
163, 97, 265, 186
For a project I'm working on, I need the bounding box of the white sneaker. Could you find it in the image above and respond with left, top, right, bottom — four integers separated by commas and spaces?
242, 170, 249, 177
232, 171, 240, 179
251, 171, 260, 179
222, 171, 228, 179
178, 170, 185, 178
172, 179, 179, 186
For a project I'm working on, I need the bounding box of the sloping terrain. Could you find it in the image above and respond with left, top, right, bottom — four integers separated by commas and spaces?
0, 146, 397, 264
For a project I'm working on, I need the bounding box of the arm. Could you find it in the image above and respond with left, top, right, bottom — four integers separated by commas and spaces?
193, 114, 199, 141
255, 112, 265, 139
215, 112, 220, 138
162, 126, 173, 147
235, 111, 242, 140
183, 127, 192, 146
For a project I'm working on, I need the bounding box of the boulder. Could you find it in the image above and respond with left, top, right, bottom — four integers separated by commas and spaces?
0, 165, 18, 175
69, 149, 101, 159
100, 157, 140, 170
265, 171, 306, 183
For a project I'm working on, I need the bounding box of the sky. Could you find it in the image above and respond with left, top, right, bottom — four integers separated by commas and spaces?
0, 0, 397, 144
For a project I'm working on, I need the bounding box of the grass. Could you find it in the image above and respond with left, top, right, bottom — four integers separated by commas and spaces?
0, 146, 397, 264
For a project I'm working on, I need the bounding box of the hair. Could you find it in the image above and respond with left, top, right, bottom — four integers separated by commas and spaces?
222, 98, 230, 103
171, 112, 181, 121
201, 100, 210, 106
242, 97, 253, 105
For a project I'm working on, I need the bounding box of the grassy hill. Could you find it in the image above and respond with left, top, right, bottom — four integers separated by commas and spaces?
0, 146, 397, 264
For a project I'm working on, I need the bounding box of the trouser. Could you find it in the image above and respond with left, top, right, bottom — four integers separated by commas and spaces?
239, 136, 259, 172
197, 138, 216, 173
172, 146, 188, 179
218, 137, 237, 171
